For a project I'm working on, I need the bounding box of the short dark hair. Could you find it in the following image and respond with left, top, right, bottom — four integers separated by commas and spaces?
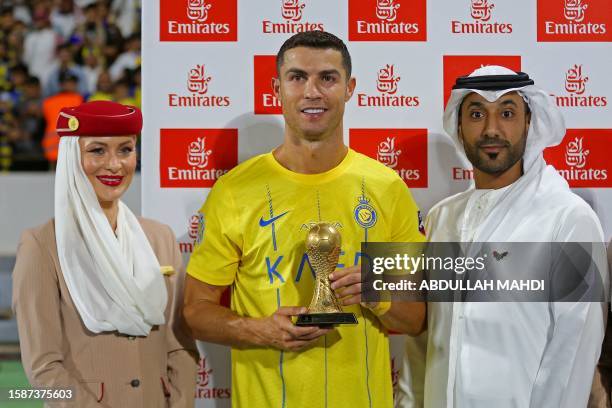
0, 6, 13, 16
25, 76, 40, 86
10, 63, 28, 76
56, 42, 72, 53
59, 70, 78, 84
276, 31, 352, 79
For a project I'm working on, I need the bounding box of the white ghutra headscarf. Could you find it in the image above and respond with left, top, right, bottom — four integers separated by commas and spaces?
443, 65, 566, 174
441, 65, 582, 243
55, 137, 167, 336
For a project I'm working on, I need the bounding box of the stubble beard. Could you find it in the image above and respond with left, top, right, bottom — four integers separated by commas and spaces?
289, 112, 344, 143
464, 131, 528, 175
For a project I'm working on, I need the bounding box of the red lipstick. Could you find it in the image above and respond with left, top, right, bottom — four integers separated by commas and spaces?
96, 175, 124, 187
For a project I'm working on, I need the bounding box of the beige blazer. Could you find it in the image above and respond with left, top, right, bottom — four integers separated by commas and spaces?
12, 218, 198, 408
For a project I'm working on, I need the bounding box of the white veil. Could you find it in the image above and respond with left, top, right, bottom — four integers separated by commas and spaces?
54, 137, 168, 336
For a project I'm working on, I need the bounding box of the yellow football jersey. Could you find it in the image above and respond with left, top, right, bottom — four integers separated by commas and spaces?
187, 149, 425, 408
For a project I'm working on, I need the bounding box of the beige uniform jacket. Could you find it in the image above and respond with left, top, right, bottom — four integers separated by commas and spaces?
12, 218, 198, 408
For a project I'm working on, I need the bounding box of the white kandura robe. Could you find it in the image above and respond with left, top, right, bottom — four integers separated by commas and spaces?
398, 159, 609, 408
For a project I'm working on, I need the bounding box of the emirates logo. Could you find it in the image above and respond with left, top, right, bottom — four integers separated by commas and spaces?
470, 0, 495, 22
195, 356, 231, 399
350, 129, 427, 187
552, 64, 607, 108
168, 64, 230, 108
376, 64, 401, 94
376, 137, 402, 168
281, 0, 305, 22
188, 214, 200, 240
565, 137, 589, 168
160, 128, 237, 189
376, 0, 400, 22
349, 0, 424, 41
179, 213, 202, 253
538, 0, 609, 40
197, 357, 213, 387
564, 64, 588, 95
187, 64, 212, 95
357, 64, 419, 108
564, 0, 588, 23
262, 0, 324, 34
544, 129, 611, 187
451, 0, 511, 34
160, 0, 235, 41
187, 0, 212, 23
187, 137, 213, 168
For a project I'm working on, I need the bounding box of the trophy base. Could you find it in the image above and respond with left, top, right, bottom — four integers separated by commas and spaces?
295, 313, 358, 328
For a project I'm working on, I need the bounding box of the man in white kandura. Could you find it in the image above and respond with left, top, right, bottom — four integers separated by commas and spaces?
396, 65, 609, 408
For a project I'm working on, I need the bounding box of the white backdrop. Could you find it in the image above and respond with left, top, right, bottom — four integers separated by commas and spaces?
142, 1, 612, 405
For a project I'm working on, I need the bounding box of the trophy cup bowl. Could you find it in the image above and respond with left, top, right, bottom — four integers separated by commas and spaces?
296, 223, 358, 327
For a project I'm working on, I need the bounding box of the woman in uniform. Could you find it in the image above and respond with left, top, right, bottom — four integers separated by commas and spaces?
12, 101, 198, 407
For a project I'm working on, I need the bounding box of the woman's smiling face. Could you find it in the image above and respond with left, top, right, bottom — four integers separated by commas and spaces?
79, 136, 137, 205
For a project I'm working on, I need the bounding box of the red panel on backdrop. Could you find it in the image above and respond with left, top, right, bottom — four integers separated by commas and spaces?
254, 55, 282, 115
543, 129, 612, 188
348, 0, 427, 41
160, 0, 238, 42
537, 0, 612, 42
442, 55, 522, 107
160, 129, 238, 187
349, 129, 428, 188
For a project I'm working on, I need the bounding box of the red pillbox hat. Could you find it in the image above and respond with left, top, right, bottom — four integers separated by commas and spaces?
56, 101, 143, 137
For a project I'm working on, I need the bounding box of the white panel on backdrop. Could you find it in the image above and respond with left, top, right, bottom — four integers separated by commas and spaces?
427, 0, 529, 51
239, 0, 347, 50
345, 49, 442, 128
195, 342, 231, 407
527, 50, 612, 128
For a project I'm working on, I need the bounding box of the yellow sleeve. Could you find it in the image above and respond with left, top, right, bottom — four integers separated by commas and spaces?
387, 179, 426, 243
186, 178, 242, 286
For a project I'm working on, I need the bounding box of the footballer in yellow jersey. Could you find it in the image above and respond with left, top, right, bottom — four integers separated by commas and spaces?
187, 149, 424, 407
184, 30, 426, 408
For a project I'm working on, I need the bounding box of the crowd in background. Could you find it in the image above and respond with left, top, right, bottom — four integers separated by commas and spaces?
0, 0, 141, 171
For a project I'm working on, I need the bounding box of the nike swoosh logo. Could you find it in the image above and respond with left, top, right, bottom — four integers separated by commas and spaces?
259, 211, 290, 227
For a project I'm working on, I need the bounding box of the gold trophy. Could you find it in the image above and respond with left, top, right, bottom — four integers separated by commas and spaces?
296, 223, 358, 327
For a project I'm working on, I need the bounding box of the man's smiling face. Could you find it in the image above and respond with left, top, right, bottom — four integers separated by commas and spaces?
273, 46, 356, 142
459, 91, 531, 175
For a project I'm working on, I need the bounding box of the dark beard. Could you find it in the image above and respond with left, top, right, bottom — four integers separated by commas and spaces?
463, 132, 527, 175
